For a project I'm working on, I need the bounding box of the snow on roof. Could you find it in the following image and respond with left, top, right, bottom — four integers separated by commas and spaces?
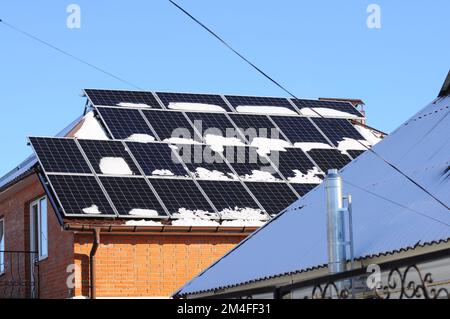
204, 134, 246, 153
293, 142, 333, 152
126, 134, 156, 143
299, 107, 360, 118
354, 125, 383, 145
117, 102, 153, 108
168, 102, 227, 112
235, 105, 298, 116
250, 137, 291, 157
176, 95, 450, 296
287, 167, 323, 184
73, 112, 109, 140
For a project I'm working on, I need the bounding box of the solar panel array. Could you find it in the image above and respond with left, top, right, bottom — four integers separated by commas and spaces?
29, 89, 375, 221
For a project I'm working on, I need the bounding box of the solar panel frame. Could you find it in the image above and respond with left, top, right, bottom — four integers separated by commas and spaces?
270, 148, 323, 182
224, 95, 299, 113
270, 116, 331, 144
156, 92, 233, 112
227, 113, 286, 143
347, 149, 365, 159
289, 183, 318, 197
84, 89, 163, 109
95, 107, 157, 140
291, 99, 364, 117
311, 118, 366, 146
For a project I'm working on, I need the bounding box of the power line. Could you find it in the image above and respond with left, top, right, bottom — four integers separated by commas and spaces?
168, 0, 450, 212
0, 19, 143, 90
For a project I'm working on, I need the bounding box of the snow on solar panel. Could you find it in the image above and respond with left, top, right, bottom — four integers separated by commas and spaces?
224, 95, 298, 115
311, 118, 366, 150
270, 116, 330, 144
47, 175, 116, 217
307, 149, 352, 172
85, 89, 162, 108
156, 92, 232, 112
78, 140, 140, 176
96, 107, 156, 140
291, 99, 363, 117
29, 137, 91, 174
228, 114, 286, 143
125, 141, 189, 177
289, 183, 317, 197
141, 110, 201, 143
99, 176, 168, 217
271, 148, 323, 183
149, 178, 217, 218
244, 181, 299, 215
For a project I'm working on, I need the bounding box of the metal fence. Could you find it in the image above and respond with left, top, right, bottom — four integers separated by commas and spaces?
0, 251, 39, 299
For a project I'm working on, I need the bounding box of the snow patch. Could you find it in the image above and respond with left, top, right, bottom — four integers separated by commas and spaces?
125, 220, 163, 226
337, 138, 370, 154
171, 208, 218, 220
82, 205, 102, 215
163, 137, 201, 145
287, 167, 323, 184
242, 170, 277, 182
172, 219, 220, 227
293, 142, 333, 152
99, 157, 133, 175
300, 107, 359, 118
117, 102, 152, 108
152, 169, 175, 176
167, 102, 226, 112
128, 209, 160, 218
74, 112, 109, 140
250, 138, 291, 157
193, 168, 235, 181
126, 134, 156, 143
236, 105, 298, 116
219, 207, 268, 221
204, 134, 246, 153
354, 125, 383, 145
221, 220, 266, 227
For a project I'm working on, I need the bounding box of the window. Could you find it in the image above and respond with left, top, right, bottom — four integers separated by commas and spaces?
0, 218, 4, 274
30, 197, 48, 260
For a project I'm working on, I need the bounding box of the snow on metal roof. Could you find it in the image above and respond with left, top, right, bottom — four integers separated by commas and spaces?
176, 95, 450, 296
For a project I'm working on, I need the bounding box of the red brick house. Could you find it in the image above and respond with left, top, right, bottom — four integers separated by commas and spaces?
0, 89, 383, 298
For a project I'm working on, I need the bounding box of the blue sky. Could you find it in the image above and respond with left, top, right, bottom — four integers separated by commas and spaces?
0, 0, 448, 176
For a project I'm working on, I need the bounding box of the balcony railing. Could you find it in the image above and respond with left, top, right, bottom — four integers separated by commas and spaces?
0, 251, 39, 299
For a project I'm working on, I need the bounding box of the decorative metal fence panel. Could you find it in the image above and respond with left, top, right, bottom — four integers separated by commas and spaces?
0, 251, 39, 299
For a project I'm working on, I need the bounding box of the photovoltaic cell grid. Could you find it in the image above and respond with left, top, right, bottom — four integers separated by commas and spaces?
185, 112, 245, 143
99, 176, 167, 217
149, 178, 216, 216
47, 175, 115, 216
96, 107, 155, 140
156, 92, 232, 112
29, 137, 91, 174
142, 110, 201, 142
289, 183, 317, 197
307, 149, 352, 172
224, 95, 298, 112
270, 116, 329, 144
126, 142, 189, 177
228, 114, 285, 143
347, 150, 365, 159
271, 148, 321, 182
84, 89, 162, 108
312, 118, 365, 146
291, 99, 363, 117
244, 182, 299, 215
78, 140, 141, 176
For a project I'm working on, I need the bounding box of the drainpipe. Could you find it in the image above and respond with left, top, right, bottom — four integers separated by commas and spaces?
325, 169, 347, 274
89, 227, 101, 299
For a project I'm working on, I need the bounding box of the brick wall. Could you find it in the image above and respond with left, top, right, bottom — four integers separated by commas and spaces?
73, 233, 246, 298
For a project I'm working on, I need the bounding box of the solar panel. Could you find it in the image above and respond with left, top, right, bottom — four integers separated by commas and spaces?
184, 112, 244, 142
125, 141, 189, 177
96, 107, 155, 140
347, 149, 365, 159
85, 89, 162, 108
244, 182, 299, 215
196, 180, 263, 215
47, 175, 116, 217
149, 178, 216, 217
312, 118, 365, 146
291, 99, 363, 117
78, 140, 140, 176
271, 148, 321, 182
307, 149, 352, 172
29, 137, 91, 174
228, 114, 284, 143
99, 176, 167, 217
156, 92, 232, 112
271, 116, 329, 144
224, 95, 297, 113
289, 183, 317, 197
141, 110, 200, 142
223, 146, 283, 181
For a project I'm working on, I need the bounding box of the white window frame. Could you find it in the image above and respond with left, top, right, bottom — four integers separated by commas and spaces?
0, 218, 4, 274
30, 197, 48, 261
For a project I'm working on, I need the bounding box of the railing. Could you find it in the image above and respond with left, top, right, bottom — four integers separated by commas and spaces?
0, 251, 39, 299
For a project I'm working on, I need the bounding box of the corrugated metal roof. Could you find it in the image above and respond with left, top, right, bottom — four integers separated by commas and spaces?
176, 95, 450, 296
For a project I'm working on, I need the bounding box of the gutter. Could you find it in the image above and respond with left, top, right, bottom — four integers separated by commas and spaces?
89, 228, 101, 299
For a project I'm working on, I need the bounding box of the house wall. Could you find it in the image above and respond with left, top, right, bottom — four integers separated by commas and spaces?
0, 174, 74, 299
73, 233, 246, 298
